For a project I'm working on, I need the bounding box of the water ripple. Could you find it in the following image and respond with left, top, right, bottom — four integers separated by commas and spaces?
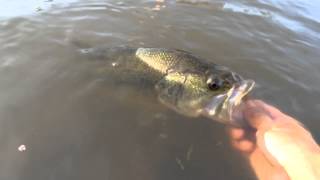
222, 2, 320, 42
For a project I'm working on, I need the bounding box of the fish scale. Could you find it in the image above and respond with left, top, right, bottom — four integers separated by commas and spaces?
136, 48, 181, 74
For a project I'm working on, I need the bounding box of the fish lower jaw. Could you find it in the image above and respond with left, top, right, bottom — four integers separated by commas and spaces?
201, 80, 255, 126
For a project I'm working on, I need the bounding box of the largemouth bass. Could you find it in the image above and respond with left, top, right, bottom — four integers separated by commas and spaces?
80, 47, 254, 126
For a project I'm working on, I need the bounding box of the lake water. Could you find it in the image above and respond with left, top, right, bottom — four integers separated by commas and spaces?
0, 0, 319, 179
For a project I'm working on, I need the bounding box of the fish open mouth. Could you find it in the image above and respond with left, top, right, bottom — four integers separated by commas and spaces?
201, 79, 255, 127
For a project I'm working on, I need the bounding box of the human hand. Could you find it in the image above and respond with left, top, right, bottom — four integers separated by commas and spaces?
229, 100, 320, 180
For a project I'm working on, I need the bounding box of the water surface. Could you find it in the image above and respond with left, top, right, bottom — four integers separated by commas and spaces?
0, 0, 320, 179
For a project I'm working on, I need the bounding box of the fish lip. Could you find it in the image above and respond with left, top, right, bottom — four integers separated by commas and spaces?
201, 79, 255, 126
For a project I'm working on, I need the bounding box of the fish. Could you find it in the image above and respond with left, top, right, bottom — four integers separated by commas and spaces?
80, 46, 255, 126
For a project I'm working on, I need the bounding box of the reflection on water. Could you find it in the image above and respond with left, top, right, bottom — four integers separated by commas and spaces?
0, 0, 320, 180
0, 0, 78, 19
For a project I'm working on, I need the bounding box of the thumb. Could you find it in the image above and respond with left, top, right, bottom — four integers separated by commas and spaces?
243, 100, 274, 130
242, 100, 282, 166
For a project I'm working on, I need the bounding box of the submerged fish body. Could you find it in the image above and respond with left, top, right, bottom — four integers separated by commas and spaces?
82, 47, 254, 126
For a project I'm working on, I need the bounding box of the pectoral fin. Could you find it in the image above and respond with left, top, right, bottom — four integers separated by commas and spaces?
155, 73, 196, 117
156, 75, 182, 107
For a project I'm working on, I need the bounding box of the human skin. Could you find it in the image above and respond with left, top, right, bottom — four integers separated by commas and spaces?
228, 100, 320, 180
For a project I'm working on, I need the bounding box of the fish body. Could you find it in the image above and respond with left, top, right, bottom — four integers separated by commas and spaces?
82, 47, 254, 126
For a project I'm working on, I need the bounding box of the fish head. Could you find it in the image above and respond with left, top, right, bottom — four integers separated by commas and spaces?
156, 66, 254, 126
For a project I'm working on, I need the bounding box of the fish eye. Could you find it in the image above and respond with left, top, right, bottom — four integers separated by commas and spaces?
207, 78, 222, 91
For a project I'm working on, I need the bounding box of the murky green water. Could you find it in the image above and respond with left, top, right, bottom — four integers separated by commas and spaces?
0, 0, 319, 179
